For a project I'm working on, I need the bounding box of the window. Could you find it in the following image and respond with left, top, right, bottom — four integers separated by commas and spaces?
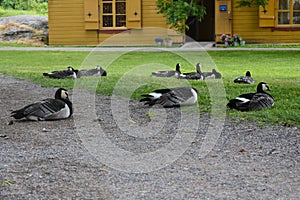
278, 0, 300, 25
101, 0, 126, 29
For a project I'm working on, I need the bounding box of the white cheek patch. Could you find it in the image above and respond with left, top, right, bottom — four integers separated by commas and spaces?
262, 84, 269, 91
61, 91, 68, 99
236, 97, 250, 103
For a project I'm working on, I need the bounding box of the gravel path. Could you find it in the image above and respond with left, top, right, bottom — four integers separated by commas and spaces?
0, 74, 299, 199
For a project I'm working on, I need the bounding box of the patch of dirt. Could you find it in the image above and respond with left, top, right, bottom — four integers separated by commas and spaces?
0, 74, 299, 199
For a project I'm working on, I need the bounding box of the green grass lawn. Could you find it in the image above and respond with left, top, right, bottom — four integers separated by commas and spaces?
0, 50, 299, 127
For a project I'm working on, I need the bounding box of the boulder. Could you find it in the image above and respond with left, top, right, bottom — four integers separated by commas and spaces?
0, 15, 48, 45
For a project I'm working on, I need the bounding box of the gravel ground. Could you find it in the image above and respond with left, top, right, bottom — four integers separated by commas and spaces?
0, 74, 299, 199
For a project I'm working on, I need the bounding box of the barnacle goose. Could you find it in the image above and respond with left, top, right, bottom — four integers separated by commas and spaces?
227, 82, 274, 111
178, 63, 204, 80
11, 88, 73, 121
140, 86, 198, 108
203, 69, 222, 79
77, 66, 107, 77
151, 63, 181, 78
234, 71, 254, 84
43, 66, 78, 79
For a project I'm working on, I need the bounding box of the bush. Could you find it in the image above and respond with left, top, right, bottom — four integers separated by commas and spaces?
1, 0, 47, 14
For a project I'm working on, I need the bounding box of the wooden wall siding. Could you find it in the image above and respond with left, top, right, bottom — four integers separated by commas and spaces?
98, 0, 183, 46
48, 0, 98, 45
48, 0, 182, 46
100, 28, 171, 46
232, 0, 300, 43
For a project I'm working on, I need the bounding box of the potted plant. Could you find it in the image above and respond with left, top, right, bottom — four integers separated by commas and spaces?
164, 37, 173, 47
233, 34, 243, 46
220, 34, 232, 47
154, 37, 163, 46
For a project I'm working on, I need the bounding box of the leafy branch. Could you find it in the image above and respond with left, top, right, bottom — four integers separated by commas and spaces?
156, 0, 206, 33
235, 0, 270, 10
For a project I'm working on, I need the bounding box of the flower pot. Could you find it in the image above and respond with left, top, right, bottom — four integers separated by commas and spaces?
156, 41, 162, 46
164, 40, 173, 47
224, 41, 229, 48
240, 40, 246, 46
233, 41, 239, 46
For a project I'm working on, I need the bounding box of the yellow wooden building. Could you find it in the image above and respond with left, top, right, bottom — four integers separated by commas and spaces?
48, 0, 300, 46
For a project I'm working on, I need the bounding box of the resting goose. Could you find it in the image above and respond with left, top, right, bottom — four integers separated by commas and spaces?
140, 86, 198, 108
77, 66, 107, 77
11, 88, 73, 121
203, 69, 222, 79
152, 63, 181, 78
43, 66, 78, 79
234, 71, 254, 84
178, 63, 204, 80
227, 82, 274, 111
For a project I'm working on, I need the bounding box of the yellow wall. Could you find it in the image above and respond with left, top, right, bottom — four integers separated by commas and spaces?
48, 0, 98, 46
232, 0, 300, 43
48, 0, 181, 46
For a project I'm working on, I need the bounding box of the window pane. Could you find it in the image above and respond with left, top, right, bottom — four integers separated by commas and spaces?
103, 16, 113, 27
278, 12, 290, 24
116, 15, 126, 27
279, 0, 289, 10
103, 3, 112, 13
116, 2, 126, 14
293, 0, 300, 10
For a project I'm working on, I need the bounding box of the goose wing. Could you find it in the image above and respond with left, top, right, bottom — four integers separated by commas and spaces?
152, 70, 177, 77
179, 72, 204, 80
156, 87, 197, 107
140, 87, 197, 107
78, 67, 107, 77
155, 90, 185, 107
11, 99, 69, 121
43, 69, 75, 79
249, 93, 274, 110
234, 76, 254, 84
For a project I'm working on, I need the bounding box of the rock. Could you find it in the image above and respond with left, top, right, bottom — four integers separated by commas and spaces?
0, 15, 48, 45
0, 15, 48, 30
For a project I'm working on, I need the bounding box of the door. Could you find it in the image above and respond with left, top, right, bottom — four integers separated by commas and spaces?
186, 0, 215, 41
215, 0, 232, 42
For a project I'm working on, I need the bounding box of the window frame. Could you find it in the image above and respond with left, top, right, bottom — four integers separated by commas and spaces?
100, 0, 127, 30
276, 0, 300, 27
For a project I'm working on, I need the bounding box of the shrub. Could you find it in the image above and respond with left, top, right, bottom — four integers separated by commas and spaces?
1, 0, 48, 14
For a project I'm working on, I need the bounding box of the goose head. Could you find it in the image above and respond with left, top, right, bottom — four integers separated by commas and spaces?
246, 71, 251, 77
55, 88, 69, 100
67, 66, 75, 71
67, 66, 78, 78
257, 82, 270, 92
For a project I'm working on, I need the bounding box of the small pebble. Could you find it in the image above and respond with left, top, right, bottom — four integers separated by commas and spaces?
42, 128, 48, 132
